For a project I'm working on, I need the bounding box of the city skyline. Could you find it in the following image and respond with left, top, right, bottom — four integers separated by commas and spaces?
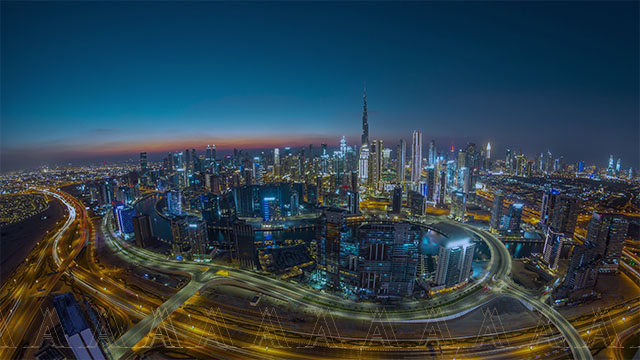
1, 1, 638, 171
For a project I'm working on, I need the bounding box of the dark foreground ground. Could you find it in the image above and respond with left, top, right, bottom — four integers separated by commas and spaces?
0, 197, 64, 285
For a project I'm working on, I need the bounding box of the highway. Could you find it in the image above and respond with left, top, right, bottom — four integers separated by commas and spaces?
4, 189, 637, 359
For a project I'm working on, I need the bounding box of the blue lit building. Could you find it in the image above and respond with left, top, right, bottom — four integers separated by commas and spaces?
115, 204, 136, 236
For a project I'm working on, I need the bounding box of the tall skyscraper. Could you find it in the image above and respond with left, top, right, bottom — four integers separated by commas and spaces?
397, 139, 406, 183
542, 228, 564, 269
361, 87, 369, 146
435, 239, 475, 288
540, 190, 581, 239
503, 203, 523, 231
428, 140, 436, 166
587, 213, 628, 272
391, 185, 402, 214
132, 214, 154, 248
369, 139, 382, 189
411, 130, 422, 184
273, 148, 280, 177
140, 152, 148, 177
358, 145, 369, 184
234, 221, 256, 269
490, 192, 504, 231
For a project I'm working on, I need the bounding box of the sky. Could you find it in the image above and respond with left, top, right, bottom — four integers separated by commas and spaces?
1, 1, 638, 171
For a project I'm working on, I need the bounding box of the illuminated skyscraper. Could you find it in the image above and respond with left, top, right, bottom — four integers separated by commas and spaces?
361, 87, 369, 146
490, 191, 504, 231
411, 130, 422, 184
274, 148, 280, 177
607, 154, 615, 176
391, 185, 402, 214
358, 145, 369, 184
540, 190, 581, 239
435, 234, 475, 288
543, 228, 564, 269
503, 203, 523, 231
428, 140, 436, 166
140, 152, 148, 176
397, 139, 406, 183
587, 213, 628, 272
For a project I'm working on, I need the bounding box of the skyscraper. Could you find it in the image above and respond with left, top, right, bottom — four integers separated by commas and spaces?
503, 203, 523, 232
428, 140, 436, 166
273, 148, 280, 177
540, 190, 581, 239
490, 192, 504, 231
411, 130, 422, 184
140, 152, 148, 177
361, 87, 369, 146
542, 228, 564, 269
587, 213, 628, 272
435, 239, 475, 288
234, 221, 256, 269
397, 139, 406, 183
391, 185, 402, 214
132, 214, 154, 248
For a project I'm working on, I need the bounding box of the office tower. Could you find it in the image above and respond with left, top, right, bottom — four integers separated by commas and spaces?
210, 144, 216, 160
397, 139, 406, 183
435, 240, 475, 288
318, 208, 347, 290
485, 142, 491, 161
98, 181, 113, 205
457, 150, 466, 169
115, 205, 136, 236
171, 216, 208, 258
503, 203, 523, 231
616, 158, 621, 173
540, 190, 581, 238
505, 148, 513, 173
308, 144, 314, 159
607, 155, 615, 176
206, 145, 212, 161
587, 213, 628, 272
185, 148, 191, 170
382, 147, 392, 170
425, 166, 436, 202
358, 145, 369, 184
411, 130, 422, 184
391, 185, 402, 214
369, 139, 382, 188
167, 190, 183, 216
273, 148, 280, 177
457, 167, 470, 194
577, 161, 585, 174
542, 228, 564, 269
435, 169, 446, 206
450, 191, 466, 220
53, 293, 107, 360
132, 214, 154, 248
140, 152, 148, 176
562, 241, 599, 292
261, 196, 280, 222
358, 222, 419, 297
545, 151, 553, 173
234, 221, 256, 269
347, 190, 359, 214
408, 190, 425, 216
361, 87, 369, 146
428, 140, 436, 166
490, 192, 505, 231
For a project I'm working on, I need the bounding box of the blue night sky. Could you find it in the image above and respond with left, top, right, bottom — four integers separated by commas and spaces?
1, 1, 638, 171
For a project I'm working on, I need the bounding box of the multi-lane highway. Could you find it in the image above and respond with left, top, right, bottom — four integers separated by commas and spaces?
3, 189, 638, 360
